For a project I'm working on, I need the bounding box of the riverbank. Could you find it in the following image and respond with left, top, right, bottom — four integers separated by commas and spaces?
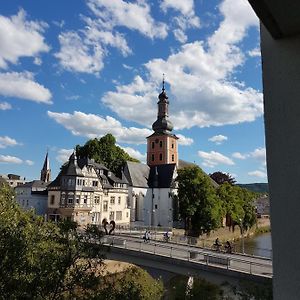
172, 218, 271, 248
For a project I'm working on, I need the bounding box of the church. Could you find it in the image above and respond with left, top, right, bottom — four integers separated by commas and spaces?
124, 80, 192, 227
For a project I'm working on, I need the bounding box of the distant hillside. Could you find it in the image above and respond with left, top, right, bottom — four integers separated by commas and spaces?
237, 183, 269, 194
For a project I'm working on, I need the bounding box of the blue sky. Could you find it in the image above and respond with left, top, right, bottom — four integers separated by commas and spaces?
0, 0, 267, 183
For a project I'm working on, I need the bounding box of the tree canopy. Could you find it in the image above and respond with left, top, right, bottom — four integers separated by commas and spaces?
176, 166, 223, 236
0, 184, 163, 299
76, 134, 139, 174
209, 171, 236, 185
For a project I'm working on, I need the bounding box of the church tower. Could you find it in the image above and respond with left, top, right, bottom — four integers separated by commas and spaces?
40, 151, 51, 182
147, 78, 178, 166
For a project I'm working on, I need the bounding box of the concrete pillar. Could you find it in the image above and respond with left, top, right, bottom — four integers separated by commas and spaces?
261, 25, 300, 299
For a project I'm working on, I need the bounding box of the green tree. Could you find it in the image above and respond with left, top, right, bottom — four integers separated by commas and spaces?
98, 267, 163, 300
177, 166, 223, 236
76, 134, 139, 174
209, 171, 236, 185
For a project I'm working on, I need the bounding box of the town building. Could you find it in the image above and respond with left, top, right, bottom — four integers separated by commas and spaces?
47, 153, 130, 227
0, 174, 26, 188
15, 152, 50, 215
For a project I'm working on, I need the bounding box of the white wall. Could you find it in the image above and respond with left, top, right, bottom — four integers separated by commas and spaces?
261, 24, 300, 299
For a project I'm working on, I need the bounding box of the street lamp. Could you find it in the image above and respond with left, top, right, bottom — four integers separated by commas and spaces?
239, 218, 245, 254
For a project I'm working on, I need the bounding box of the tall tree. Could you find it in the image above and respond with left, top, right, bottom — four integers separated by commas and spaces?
209, 171, 236, 185
176, 166, 223, 236
76, 134, 139, 174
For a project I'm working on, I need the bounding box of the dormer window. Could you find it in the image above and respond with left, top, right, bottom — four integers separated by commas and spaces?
108, 171, 111, 177
99, 170, 103, 175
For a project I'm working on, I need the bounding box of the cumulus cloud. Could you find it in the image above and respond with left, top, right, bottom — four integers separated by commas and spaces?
250, 147, 266, 162
232, 152, 247, 159
0, 72, 52, 104
0, 155, 23, 164
248, 170, 267, 179
25, 160, 34, 166
177, 134, 194, 146
208, 134, 228, 145
120, 146, 146, 162
47, 110, 152, 145
0, 136, 21, 148
160, 0, 200, 43
102, 0, 262, 130
0, 101, 12, 110
87, 0, 168, 39
198, 150, 234, 167
248, 47, 261, 57
0, 9, 49, 69
56, 148, 73, 164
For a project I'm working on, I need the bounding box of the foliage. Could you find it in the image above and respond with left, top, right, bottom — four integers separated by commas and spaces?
0, 183, 107, 299
176, 166, 223, 236
217, 183, 257, 231
97, 266, 163, 300
166, 275, 224, 300
232, 280, 273, 300
76, 134, 139, 174
209, 171, 236, 185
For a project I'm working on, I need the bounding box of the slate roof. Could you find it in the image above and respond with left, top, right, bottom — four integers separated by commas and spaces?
18, 180, 49, 189
124, 161, 150, 187
148, 164, 176, 188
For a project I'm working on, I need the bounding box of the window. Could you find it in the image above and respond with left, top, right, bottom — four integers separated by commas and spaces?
110, 196, 115, 204
172, 143, 174, 149
151, 141, 155, 149
95, 196, 100, 204
116, 211, 122, 220
50, 195, 55, 205
67, 178, 72, 187
68, 197, 73, 204
151, 154, 154, 161
118, 197, 121, 205
26, 199, 29, 206
92, 181, 98, 187
126, 212, 129, 218
155, 204, 158, 209
109, 211, 115, 221
76, 195, 80, 204
99, 169, 103, 175
172, 154, 174, 162
108, 171, 112, 177
103, 201, 108, 212
82, 180, 85, 186
159, 140, 163, 147
104, 189, 108, 196
83, 195, 88, 204
159, 153, 163, 161
77, 179, 81, 185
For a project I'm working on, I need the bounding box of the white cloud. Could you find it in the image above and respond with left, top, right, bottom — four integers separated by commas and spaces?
250, 147, 266, 162
248, 47, 261, 57
198, 150, 234, 167
25, 160, 34, 166
177, 134, 194, 146
0, 155, 23, 164
0, 9, 49, 69
102, 0, 262, 130
160, 0, 200, 43
0, 72, 52, 104
248, 170, 267, 179
0, 136, 21, 148
120, 146, 146, 162
56, 148, 73, 164
87, 0, 168, 39
66, 95, 80, 100
232, 152, 247, 159
208, 134, 228, 145
47, 110, 152, 145
0, 101, 12, 110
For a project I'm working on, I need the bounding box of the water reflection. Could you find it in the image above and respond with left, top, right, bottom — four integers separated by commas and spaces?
234, 232, 272, 258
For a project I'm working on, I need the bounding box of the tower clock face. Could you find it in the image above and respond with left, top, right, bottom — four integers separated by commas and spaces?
155, 139, 159, 143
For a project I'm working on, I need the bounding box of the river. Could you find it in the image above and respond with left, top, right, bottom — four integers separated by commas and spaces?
234, 232, 272, 258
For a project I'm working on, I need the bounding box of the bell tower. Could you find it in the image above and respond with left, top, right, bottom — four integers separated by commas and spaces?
147, 76, 178, 166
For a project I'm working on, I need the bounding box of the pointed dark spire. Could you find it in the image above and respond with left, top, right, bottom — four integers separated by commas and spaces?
162, 73, 165, 92
41, 150, 51, 182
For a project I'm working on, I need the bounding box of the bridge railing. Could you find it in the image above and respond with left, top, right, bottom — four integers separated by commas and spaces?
100, 236, 272, 278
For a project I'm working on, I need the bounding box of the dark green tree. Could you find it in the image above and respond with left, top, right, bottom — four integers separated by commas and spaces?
209, 171, 236, 185
176, 166, 223, 236
76, 134, 139, 174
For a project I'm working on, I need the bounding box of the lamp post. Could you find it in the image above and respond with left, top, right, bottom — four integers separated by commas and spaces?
239, 218, 245, 254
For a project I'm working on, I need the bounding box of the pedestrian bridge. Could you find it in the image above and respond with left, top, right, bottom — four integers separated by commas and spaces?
101, 235, 272, 285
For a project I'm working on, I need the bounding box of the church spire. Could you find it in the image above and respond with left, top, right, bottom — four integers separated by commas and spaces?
152, 75, 174, 133
40, 151, 51, 182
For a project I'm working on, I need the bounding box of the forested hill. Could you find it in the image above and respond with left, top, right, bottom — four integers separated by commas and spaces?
237, 183, 269, 194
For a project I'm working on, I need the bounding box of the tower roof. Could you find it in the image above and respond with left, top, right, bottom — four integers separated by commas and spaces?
42, 151, 50, 171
